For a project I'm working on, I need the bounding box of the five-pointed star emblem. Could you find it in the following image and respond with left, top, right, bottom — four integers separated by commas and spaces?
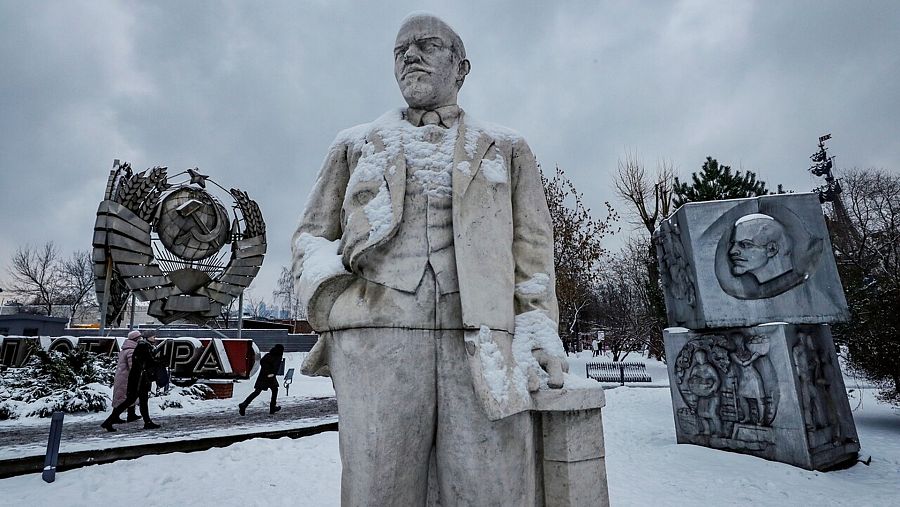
187, 167, 209, 188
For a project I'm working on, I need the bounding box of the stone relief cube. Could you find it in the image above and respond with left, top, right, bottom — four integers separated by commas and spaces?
654, 193, 849, 329
663, 323, 859, 471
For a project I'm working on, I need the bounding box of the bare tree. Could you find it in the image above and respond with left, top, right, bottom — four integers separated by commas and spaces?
615, 151, 675, 234
272, 265, 303, 321
614, 152, 675, 359
244, 289, 270, 319
833, 169, 900, 288
219, 298, 237, 328
58, 250, 97, 322
594, 237, 658, 361
542, 166, 619, 351
829, 168, 900, 403
7, 242, 62, 316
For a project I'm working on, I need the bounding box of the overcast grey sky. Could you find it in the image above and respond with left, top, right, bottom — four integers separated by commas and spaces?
2, 0, 898, 303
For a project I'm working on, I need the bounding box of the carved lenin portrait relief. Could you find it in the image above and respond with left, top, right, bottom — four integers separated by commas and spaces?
728, 214, 793, 284
713, 205, 824, 300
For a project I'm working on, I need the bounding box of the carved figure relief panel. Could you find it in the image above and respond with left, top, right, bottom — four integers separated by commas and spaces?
787, 325, 860, 462
655, 193, 848, 329
654, 216, 697, 327
664, 324, 859, 470
670, 326, 781, 456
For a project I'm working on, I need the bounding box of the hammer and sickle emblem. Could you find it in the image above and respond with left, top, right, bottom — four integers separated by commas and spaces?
176, 198, 229, 243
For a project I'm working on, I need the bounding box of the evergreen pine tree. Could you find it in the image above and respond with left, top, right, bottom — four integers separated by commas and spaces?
673, 156, 770, 207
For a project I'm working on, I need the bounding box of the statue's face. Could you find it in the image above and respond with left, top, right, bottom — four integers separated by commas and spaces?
394, 17, 462, 109
692, 349, 707, 365
729, 222, 772, 275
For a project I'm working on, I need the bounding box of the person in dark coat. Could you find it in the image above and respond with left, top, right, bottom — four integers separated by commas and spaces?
239, 344, 284, 415
101, 331, 162, 431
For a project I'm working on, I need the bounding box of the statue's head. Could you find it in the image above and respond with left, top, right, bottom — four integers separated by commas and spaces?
692, 349, 708, 365
394, 13, 470, 109
710, 345, 729, 371
729, 214, 793, 283
799, 330, 815, 349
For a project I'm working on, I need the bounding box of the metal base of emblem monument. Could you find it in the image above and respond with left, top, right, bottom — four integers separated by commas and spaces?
663, 323, 860, 471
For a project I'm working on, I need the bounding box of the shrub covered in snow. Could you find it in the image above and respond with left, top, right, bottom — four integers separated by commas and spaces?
153, 384, 215, 410
0, 349, 116, 419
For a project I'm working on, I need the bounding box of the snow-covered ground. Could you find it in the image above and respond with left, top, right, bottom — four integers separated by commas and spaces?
2, 433, 343, 507
2, 352, 898, 506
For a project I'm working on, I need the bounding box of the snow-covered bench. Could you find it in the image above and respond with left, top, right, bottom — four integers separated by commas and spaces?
586, 362, 652, 385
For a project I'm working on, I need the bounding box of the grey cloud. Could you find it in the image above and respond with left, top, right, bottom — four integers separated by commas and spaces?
1, 0, 898, 302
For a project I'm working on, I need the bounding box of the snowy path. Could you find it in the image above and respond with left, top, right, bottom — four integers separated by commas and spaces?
0, 395, 337, 460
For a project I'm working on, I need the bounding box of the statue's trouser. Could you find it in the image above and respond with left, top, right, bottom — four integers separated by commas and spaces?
324, 269, 535, 506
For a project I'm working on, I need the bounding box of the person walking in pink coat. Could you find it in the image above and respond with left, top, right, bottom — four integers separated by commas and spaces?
110, 330, 142, 424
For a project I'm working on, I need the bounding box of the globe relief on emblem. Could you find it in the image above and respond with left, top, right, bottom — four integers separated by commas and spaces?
93, 161, 266, 326
157, 188, 232, 261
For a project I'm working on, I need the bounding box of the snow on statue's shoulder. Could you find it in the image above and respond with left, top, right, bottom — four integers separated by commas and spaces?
465, 116, 523, 144
332, 123, 370, 153
332, 109, 408, 153
369, 108, 407, 129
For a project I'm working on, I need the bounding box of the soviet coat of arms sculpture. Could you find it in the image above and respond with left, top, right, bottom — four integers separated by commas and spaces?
93, 160, 266, 326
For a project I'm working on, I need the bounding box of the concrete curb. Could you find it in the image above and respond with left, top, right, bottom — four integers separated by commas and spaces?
0, 421, 338, 479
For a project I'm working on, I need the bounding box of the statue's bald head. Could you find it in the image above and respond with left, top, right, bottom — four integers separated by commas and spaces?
394, 13, 471, 108
729, 213, 795, 283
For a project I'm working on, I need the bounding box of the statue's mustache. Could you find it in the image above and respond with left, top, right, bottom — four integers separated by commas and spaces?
401, 65, 431, 78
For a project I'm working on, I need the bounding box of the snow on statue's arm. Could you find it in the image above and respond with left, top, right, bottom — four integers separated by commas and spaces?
508, 137, 569, 390
291, 141, 354, 334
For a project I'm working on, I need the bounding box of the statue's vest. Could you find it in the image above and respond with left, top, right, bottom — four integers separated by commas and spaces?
356, 126, 459, 295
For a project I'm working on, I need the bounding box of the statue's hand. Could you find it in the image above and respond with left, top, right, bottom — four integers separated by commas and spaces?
532, 349, 569, 389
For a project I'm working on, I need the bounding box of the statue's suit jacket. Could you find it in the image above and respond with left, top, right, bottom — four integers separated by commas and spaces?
292, 109, 559, 420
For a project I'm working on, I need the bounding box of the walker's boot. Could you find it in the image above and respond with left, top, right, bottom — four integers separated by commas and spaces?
143, 421, 161, 430
101, 419, 117, 432
270, 405, 281, 415
126, 407, 141, 423
239, 403, 247, 416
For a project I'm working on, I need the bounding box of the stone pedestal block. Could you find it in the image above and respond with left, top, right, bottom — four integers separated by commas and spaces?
663, 323, 859, 470
654, 193, 849, 329
532, 384, 610, 507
